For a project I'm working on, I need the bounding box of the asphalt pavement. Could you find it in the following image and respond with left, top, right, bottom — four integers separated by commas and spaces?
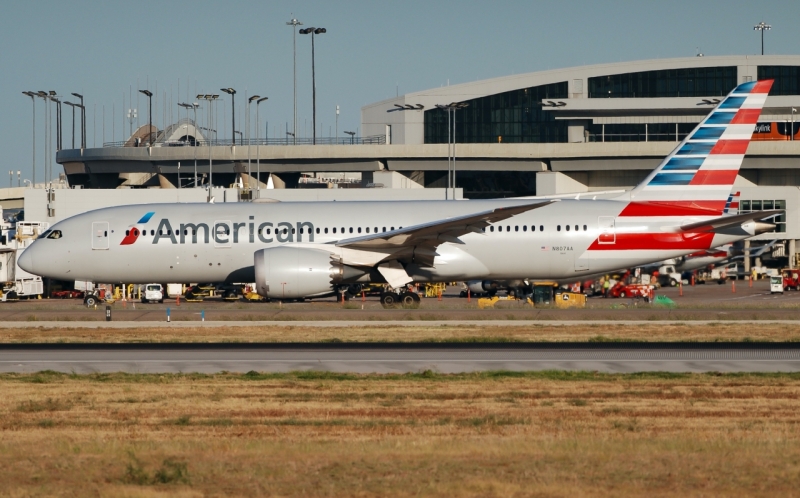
2, 343, 799, 374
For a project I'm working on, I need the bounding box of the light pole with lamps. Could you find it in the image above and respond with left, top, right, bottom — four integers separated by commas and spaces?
246, 95, 260, 190
178, 102, 200, 187
299, 26, 326, 144
35, 92, 51, 187
71, 93, 85, 149
255, 97, 268, 195
344, 130, 355, 145
22, 92, 36, 186
221, 88, 236, 144
287, 17, 302, 145
63, 101, 76, 149
138, 90, 153, 145
435, 102, 469, 200
754, 21, 771, 55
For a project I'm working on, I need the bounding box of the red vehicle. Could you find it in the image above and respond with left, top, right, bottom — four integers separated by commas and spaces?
51, 290, 83, 299
609, 282, 652, 299
782, 269, 800, 291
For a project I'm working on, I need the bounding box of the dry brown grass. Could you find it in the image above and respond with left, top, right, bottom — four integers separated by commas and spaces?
1, 371, 800, 496
2, 322, 800, 343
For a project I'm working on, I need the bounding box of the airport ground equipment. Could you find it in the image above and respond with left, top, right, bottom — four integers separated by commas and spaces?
781, 269, 800, 291
141, 284, 164, 303
554, 292, 587, 308
0, 218, 48, 301
771, 276, 785, 294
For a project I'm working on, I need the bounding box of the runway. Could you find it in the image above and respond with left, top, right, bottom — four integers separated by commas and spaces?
2, 343, 800, 374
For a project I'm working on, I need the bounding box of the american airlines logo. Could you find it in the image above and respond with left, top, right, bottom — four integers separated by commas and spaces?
121, 213, 316, 245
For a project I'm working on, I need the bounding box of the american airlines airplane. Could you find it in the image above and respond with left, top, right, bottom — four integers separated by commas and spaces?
20, 80, 781, 307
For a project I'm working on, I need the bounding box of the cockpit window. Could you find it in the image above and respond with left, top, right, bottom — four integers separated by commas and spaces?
46, 230, 62, 239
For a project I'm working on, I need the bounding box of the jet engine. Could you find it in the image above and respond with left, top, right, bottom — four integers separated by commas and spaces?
253, 247, 366, 299
467, 280, 498, 294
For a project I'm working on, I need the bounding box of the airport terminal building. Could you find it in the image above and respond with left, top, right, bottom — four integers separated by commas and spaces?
39, 55, 800, 264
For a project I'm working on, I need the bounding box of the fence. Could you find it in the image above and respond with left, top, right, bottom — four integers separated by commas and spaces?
103, 135, 386, 148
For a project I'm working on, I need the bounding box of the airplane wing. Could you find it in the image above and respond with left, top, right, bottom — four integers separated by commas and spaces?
680, 210, 783, 233
335, 200, 557, 251
333, 200, 556, 288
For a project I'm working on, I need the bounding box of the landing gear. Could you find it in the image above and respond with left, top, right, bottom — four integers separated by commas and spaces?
400, 291, 421, 308
380, 292, 399, 308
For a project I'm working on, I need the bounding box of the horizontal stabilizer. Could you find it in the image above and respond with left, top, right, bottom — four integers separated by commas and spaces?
680, 210, 782, 233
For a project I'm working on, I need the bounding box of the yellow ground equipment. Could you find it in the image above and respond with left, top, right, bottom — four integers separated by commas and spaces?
478, 295, 533, 309
424, 283, 447, 298
554, 292, 587, 308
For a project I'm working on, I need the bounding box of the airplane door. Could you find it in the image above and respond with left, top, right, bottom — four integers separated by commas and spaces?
92, 222, 109, 250
598, 216, 616, 244
213, 220, 232, 248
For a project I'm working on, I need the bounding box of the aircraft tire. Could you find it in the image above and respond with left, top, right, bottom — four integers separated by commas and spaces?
84, 295, 97, 307
380, 292, 399, 308
400, 291, 420, 309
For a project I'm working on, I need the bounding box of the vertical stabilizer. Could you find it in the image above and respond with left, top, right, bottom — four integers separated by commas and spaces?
622, 80, 773, 217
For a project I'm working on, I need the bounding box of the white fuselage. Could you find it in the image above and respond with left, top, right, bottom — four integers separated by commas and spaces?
19, 199, 744, 286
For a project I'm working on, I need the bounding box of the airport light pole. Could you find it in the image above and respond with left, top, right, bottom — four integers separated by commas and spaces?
344, 130, 355, 145
255, 97, 268, 195
754, 21, 771, 55
71, 93, 85, 149
246, 95, 260, 191
299, 27, 326, 145
63, 101, 76, 149
221, 88, 236, 144
22, 92, 36, 187
436, 102, 469, 200
35, 92, 51, 187
138, 89, 153, 145
179, 102, 200, 187
287, 18, 302, 145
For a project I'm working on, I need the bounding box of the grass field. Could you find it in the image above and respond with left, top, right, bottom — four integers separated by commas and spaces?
2, 322, 800, 343
2, 370, 800, 496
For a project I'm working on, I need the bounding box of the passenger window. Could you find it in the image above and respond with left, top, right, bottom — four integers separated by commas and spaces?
531, 226, 535, 232
374, 227, 378, 233
566, 225, 570, 231
506, 226, 510, 232
332, 228, 336, 234
383, 227, 386, 232
266, 229, 271, 235
150, 230, 154, 236
540, 225, 544, 231
292, 228, 295, 234
523, 226, 527, 232
349, 227, 353, 234
104, 231, 108, 236
324, 228, 328, 234
341, 227, 344, 233
515, 226, 519, 232
583, 225, 587, 231
391, 227, 395, 231
557, 225, 561, 232
575, 225, 579, 231
316, 228, 320, 234
358, 227, 362, 234
125, 230, 130, 236
490, 226, 494, 232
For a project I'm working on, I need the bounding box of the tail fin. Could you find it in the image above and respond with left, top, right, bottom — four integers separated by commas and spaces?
723, 191, 740, 215
626, 80, 773, 215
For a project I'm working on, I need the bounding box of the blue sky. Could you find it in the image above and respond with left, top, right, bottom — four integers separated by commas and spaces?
1, 0, 797, 183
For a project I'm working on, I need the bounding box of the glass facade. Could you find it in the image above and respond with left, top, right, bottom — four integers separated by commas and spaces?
587, 123, 695, 142
423, 82, 568, 144
757, 66, 800, 95
588, 67, 737, 98
739, 199, 786, 233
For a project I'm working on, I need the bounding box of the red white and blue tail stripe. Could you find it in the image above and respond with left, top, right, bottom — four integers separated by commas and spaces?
625, 79, 773, 216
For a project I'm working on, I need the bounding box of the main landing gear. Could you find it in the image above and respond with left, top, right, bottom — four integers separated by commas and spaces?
380, 290, 420, 309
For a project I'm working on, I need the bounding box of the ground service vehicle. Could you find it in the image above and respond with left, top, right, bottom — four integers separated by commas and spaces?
771, 276, 785, 294
19, 81, 782, 307
654, 265, 684, 287
141, 284, 164, 303
781, 269, 800, 291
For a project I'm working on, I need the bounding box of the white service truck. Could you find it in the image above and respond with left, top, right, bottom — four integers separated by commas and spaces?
0, 217, 48, 300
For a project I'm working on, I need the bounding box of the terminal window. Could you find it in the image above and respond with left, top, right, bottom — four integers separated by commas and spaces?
757, 66, 800, 95
423, 81, 569, 144
588, 66, 736, 98
739, 199, 786, 233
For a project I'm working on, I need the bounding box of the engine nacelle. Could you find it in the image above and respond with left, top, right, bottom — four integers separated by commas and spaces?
467, 280, 498, 294
254, 247, 342, 299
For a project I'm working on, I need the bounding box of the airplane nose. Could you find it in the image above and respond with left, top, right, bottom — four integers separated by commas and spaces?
18, 247, 34, 273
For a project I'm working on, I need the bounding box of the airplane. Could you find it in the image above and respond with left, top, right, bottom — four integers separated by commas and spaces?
20, 80, 782, 308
